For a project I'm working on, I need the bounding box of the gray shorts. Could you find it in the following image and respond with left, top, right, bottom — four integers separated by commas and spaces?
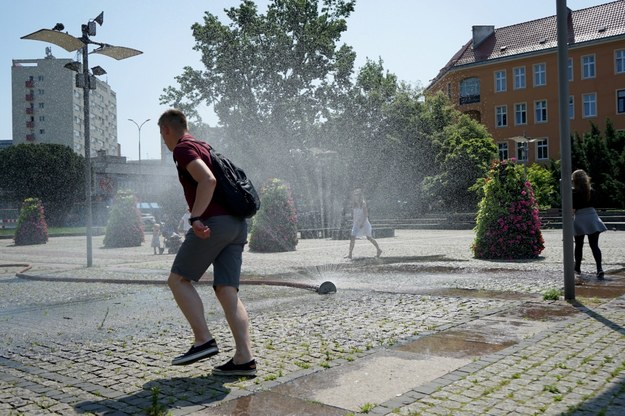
171, 215, 247, 287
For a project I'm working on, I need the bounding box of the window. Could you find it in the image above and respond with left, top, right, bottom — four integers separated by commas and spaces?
38, 89, 44, 95
568, 58, 573, 81
618, 90, 625, 114
517, 142, 528, 162
498, 142, 509, 160
514, 67, 526, 89
495, 70, 506, 92
515, 103, 527, 125
39, 129, 45, 135
569, 96, 575, 119
496, 106, 507, 127
616, 49, 625, 74
459, 77, 480, 104
582, 93, 597, 118
535, 100, 548, 123
37, 75, 44, 81
39, 116, 45, 122
533, 63, 546, 86
582, 55, 596, 79
537, 139, 548, 160
38, 102, 44, 109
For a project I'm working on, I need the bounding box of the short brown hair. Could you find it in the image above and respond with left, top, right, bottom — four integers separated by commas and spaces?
158, 109, 188, 132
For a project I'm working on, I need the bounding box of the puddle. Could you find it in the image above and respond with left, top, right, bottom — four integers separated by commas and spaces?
270, 350, 469, 412
396, 330, 516, 358
417, 288, 537, 300
199, 391, 346, 416
497, 302, 580, 320
575, 284, 625, 299
397, 309, 561, 359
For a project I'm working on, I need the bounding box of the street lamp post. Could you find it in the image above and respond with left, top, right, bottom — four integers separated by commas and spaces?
22, 12, 142, 267
128, 118, 150, 162
509, 134, 537, 170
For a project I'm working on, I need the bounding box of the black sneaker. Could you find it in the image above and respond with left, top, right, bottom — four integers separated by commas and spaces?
597, 270, 605, 280
171, 339, 219, 366
212, 358, 257, 376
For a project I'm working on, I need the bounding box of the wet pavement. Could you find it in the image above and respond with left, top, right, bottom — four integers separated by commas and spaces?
1, 229, 625, 415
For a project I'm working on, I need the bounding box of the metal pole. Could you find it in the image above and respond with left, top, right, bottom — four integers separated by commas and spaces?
557, 0, 574, 299
129, 118, 150, 162
82, 44, 93, 267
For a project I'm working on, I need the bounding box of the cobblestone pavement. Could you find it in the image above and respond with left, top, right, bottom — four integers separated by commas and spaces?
0, 229, 624, 415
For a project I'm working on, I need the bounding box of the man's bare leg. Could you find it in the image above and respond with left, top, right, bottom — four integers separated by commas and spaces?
215, 285, 253, 364
168, 272, 213, 346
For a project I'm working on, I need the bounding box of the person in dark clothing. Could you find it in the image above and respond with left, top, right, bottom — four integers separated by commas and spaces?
572, 169, 607, 284
159, 109, 256, 376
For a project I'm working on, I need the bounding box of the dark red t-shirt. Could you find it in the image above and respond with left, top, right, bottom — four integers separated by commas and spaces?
173, 134, 229, 218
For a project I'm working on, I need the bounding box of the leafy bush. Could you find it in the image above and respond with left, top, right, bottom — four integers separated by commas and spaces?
249, 178, 298, 252
527, 163, 558, 210
0, 143, 85, 226
472, 159, 544, 259
103, 190, 144, 248
14, 198, 48, 245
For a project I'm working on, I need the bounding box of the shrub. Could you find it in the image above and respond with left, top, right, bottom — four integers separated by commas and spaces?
103, 190, 144, 248
527, 163, 558, 210
14, 197, 48, 245
472, 159, 544, 259
249, 178, 298, 252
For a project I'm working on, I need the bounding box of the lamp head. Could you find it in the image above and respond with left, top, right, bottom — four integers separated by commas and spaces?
91, 65, 107, 76
63, 61, 82, 72
94, 12, 104, 26
52, 23, 64, 31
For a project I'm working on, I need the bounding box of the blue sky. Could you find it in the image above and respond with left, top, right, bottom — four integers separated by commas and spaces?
1, 0, 607, 161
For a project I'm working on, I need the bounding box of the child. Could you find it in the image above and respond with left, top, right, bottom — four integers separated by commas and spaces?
151, 223, 162, 255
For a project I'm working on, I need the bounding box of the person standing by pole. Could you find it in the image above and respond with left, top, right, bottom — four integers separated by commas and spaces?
572, 169, 607, 284
158, 109, 256, 376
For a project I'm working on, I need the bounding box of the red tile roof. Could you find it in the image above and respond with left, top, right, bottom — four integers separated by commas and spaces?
431, 0, 625, 85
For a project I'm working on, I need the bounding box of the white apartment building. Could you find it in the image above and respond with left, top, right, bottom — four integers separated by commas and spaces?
11, 53, 119, 157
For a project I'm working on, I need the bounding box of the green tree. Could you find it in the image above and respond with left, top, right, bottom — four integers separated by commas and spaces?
423, 113, 498, 211
526, 163, 558, 210
160, 0, 356, 176
249, 178, 298, 252
569, 125, 625, 208
322, 58, 403, 211
103, 190, 144, 248
0, 144, 85, 226
14, 198, 48, 246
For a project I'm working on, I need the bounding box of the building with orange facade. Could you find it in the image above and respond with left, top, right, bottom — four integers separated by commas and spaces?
427, 1, 625, 164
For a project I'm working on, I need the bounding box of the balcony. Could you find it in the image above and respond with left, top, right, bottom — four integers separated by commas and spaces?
459, 94, 480, 105
26, 134, 35, 142
26, 108, 33, 115
25, 94, 34, 101
26, 121, 34, 129
25, 80, 34, 88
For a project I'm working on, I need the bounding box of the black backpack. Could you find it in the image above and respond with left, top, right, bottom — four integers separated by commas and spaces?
180, 140, 260, 218
208, 147, 261, 218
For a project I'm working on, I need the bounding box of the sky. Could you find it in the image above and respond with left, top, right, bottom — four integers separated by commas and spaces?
0, 0, 609, 161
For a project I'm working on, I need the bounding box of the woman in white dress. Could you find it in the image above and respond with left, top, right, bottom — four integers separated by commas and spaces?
346, 189, 382, 259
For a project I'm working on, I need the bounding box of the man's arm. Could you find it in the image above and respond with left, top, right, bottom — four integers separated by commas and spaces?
186, 158, 217, 237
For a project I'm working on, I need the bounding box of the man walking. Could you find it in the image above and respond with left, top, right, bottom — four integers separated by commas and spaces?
158, 109, 256, 376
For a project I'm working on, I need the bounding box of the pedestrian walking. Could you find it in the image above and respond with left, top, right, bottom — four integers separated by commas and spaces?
159, 109, 256, 376
572, 169, 607, 284
345, 188, 382, 259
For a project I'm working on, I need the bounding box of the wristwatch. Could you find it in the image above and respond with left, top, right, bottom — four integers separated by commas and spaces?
188, 216, 202, 226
